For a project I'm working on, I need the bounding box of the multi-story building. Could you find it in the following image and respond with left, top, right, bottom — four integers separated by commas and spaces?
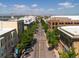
58, 26, 79, 57
0, 18, 24, 57
19, 16, 36, 30
48, 17, 79, 29
0, 28, 19, 57
19, 16, 36, 25
0, 19, 24, 34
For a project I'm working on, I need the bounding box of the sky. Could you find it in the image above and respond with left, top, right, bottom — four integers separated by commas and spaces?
0, 0, 79, 16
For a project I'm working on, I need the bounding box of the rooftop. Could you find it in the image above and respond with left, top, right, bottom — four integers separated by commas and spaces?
0, 28, 15, 36
58, 26, 79, 38
51, 16, 79, 20
19, 16, 36, 24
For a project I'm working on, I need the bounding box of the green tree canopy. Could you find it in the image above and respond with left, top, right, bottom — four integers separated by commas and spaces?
59, 48, 78, 58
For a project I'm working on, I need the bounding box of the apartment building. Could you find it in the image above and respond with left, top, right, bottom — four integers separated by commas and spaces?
0, 28, 19, 57
0, 19, 24, 34
48, 17, 79, 29
58, 26, 79, 57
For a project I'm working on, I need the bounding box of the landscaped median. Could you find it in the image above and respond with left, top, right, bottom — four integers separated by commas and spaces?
41, 18, 48, 32
46, 28, 59, 49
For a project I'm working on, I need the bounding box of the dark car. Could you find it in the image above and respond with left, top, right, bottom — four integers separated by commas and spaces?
35, 29, 39, 33
31, 38, 37, 46
25, 47, 33, 54
24, 49, 29, 54
48, 47, 53, 51
23, 53, 30, 58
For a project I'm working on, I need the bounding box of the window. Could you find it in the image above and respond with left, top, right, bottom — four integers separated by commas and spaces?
0, 48, 4, 57
52, 23, 54, 25
11, 31, 15, 46
71, 22, 73, 24
68, 22, 70, 24
25, 20, 27, 22
65, 22, 68, 24
74, 22, 77, 24
0, 37, 4, 47
77, 22, 79, 24
11, 31, 15, 40
55, 22, 58, 25
61, 23, 64, 24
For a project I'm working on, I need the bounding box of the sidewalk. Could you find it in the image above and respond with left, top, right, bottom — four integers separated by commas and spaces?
44, 32, 59, 58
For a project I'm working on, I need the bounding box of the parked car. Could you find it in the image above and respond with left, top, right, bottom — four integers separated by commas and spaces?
25, 47, 33, 54
23, 53, 30, 58
48, 47, 53, 51
31, 38, 37, 45
35, 29, 39, 33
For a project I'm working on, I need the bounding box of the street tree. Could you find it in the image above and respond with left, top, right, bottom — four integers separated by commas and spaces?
59, 48, 78, 58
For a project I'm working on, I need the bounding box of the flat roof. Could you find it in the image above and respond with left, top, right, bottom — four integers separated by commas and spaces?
0, 28, 15, 36
58, 26, 79, 39
51, 16, 79, 20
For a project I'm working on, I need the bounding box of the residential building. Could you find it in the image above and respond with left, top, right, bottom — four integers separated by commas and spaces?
58, 26, 79, 57
0, 28, 19, 57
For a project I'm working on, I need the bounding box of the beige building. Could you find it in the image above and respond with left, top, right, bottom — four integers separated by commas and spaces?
0, 19, 24, 34
0, 18, 24, 57
58, 26, 79, 57
0, 28, 19, 57
48, 17, 79, 29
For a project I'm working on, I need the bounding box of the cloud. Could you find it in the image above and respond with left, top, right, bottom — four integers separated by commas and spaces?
31, 4, 38, 8
14, 4, 26, 9
12, 4, 47, 15
57, 7, 63, 10
11, 4, 45, 15
58, 2, 75, 8
48, 8, 55, 11
1, 2, 77, 15
0, 3, 7, 7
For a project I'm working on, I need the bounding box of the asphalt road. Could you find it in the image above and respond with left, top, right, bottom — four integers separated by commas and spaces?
33, 20, 54, 58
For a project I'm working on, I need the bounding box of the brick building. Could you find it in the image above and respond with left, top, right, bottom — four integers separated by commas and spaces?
48, 17, 79, 29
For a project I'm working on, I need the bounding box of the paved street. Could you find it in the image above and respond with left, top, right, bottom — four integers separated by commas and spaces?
27, 20, 59, 58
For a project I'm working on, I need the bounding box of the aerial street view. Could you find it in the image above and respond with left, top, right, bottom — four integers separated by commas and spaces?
0, 0, 79, 58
